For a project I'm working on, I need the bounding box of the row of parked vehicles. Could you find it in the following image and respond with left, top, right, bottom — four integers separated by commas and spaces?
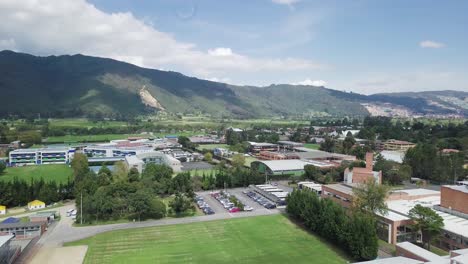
243, 190, 277, 209
195, 196, 215, 215
211, 191, 253, 213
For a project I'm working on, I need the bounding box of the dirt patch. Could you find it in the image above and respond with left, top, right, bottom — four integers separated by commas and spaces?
29, 245, 87, 264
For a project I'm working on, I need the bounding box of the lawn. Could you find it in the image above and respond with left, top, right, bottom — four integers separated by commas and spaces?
0, 165, 73, 184
44, 134, 145, 143
66, 214, 347, 264
303, 143, 320, 150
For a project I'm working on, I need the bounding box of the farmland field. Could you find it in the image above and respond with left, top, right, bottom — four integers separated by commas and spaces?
66, 214, 347, 264
0, 164, 73, 184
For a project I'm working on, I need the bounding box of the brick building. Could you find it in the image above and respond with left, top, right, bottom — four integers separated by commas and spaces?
344, 152, 382, 184
440, 185, 468, 214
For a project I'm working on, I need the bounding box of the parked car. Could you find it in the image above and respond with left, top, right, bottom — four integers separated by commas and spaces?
229, 207, 240, 213
243, 205, 254, 211
264, 203, 276, 209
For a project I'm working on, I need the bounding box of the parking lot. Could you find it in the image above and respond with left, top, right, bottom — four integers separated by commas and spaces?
196, 188, 279, 216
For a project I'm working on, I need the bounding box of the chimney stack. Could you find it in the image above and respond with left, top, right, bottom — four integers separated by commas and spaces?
365, 152, 373, 171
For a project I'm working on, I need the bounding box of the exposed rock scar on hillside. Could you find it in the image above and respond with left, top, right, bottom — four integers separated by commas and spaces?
139, 86, 165, 110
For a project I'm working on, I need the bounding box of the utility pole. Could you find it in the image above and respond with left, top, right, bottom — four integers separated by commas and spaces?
80, 191, 83, 225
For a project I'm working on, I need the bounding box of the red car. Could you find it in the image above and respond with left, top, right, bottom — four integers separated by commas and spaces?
229, 207, 240, 213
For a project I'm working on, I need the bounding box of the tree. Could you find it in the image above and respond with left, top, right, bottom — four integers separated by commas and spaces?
169, 193, 194, 216
352, 178, 389, 215
128, 190, 152, 221
71, 153, 89, 182
346, 212, 379, 261
112, 161, 129, 182
342, 134, 356, 154
147, 198, 166, 219
128, 168, 140, 182
203, 152, 213, 162
231, 154, 245, 168
304, 165, 321, 181
0, 162, 5, 174
408, 204, 444, 250
319, 136, 335, 152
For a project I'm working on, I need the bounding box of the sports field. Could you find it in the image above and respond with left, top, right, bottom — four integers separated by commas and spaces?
66, 214, 347, 264
0, 164, 73, 184
304, 143, 320, 150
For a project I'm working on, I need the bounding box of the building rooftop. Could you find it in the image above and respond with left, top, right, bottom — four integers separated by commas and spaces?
354, 256, 423, 264
248, 141, 278, 147
0, 235, 14, 247
443, 185, 468, 194
451, 254, 468, 264
390, 188, 440, 197
397, 242, 444, 262
10, 147, 71, 153
323, 183, 354, 196
387, 196, 468, 238
380, 151, 405, 163
277, 141, 304, 146
256, 160, 310, 172
295, 149, 334, 159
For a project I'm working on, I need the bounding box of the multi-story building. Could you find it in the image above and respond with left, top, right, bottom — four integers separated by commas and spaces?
125, 151, 182, 173
376, 139, 416, 152
248, 142, 278, 154
8, 148, 75, 166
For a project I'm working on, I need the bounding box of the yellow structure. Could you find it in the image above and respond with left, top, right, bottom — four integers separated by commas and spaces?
28, 200, 45, 210
0, 205, 6, 215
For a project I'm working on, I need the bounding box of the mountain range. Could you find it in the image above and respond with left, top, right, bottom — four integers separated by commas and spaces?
0, 50, 466, 118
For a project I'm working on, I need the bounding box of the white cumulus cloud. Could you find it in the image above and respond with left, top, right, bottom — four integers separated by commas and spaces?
292, 79, 327, 86
0, 0, 324, 82
420, 40, 445, 49
208, 47, 233, 57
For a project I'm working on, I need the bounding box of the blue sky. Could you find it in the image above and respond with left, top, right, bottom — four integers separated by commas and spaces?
0, 0, 467, 94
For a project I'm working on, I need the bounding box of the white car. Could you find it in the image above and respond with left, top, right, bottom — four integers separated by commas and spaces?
243, 205, 254, 211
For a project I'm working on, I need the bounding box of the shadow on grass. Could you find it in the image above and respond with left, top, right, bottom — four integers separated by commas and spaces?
281, 211, 354, 262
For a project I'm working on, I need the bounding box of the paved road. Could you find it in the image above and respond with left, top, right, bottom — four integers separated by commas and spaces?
38, 197, 281, 248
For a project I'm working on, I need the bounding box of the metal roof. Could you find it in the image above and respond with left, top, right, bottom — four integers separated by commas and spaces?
396, 242, 443, 262
255, 160, 310, 171
354, 256, 423, 264
0, 235, 13, 247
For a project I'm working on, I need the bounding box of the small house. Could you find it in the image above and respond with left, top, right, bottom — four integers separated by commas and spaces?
27, 200, 45, 211
0, 205, 5, 215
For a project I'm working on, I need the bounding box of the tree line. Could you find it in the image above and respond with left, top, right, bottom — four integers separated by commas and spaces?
0, 178, 74, 207
286, 189, 378, 261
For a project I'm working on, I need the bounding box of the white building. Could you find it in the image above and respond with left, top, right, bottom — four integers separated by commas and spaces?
125, 151, 182, 173
9, 148, 75, 166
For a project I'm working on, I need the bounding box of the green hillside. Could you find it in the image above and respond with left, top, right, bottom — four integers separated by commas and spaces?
0, 50, 466, 118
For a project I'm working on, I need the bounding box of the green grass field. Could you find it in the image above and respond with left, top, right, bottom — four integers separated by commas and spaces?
66, 214, 347, 264
0, 165, 73, 184
303, 143, 320, 150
